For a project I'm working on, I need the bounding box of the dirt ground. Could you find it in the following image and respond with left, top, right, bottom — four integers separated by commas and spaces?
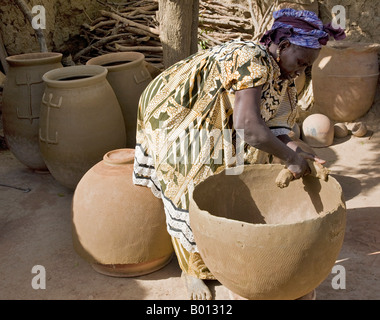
0, 91, 379, 301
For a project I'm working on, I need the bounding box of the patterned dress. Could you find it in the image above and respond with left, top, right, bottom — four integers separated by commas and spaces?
133, 40, 297, 255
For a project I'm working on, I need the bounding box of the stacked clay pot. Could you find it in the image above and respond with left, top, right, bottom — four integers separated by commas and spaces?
2, 52, 63, 170
189, 164, 346, 300
72, 148, 173, 277
86, 52, 153, 148
39, 65, 126, 190
312, 41, 380, 122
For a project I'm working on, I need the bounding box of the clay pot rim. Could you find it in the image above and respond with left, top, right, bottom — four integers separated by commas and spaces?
103, 148, 135, 165
191, 197, 344, 230
325, 41, 380, 53
6, 52, 63, 66
190, 164, 345, 228
42, 65, 108, 88
86, 52, 145, 72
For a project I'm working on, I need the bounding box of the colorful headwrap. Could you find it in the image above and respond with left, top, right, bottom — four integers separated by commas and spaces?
260, 8, 346, 49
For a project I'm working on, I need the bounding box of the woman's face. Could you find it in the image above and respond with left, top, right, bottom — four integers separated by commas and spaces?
278, 42, 320, 81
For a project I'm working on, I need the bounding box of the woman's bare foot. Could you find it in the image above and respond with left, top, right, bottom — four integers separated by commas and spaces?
181, 271, 212, 300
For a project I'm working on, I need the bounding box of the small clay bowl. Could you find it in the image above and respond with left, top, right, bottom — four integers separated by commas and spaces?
351, 122, 367, 137
334, 123, 349, 138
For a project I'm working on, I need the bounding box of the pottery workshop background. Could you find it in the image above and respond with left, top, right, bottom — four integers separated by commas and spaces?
0, 0, 379, 64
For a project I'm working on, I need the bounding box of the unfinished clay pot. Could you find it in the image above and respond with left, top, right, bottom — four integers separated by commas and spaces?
301, 113, 334, 147
39, 65, 126, 190
86, 52, 152, 148
2, 52, 63, 170
312, 42, 380, 122
189, 164, 346, 300
72, 148, 173, 277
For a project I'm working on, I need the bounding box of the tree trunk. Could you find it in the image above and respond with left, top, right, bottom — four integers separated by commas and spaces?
158, 0, 199, 69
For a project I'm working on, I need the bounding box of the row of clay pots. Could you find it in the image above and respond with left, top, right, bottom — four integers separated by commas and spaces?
2, 51, 153, 190
3, 52, 173, 277
292, 41, 378, 149
334, 122, 368, 138
301, 113, 369, 148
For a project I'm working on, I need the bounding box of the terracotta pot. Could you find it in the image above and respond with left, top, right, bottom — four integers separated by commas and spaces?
87, 52, 152, 148
312, 42, 380, 122
72, 148, 173, 277
2, 52, 63, 170
301, 113, 334, 148
39, 65, 126, 190
189, 164, 346, 300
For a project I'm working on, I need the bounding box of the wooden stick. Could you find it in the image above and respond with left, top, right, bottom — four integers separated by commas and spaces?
115, 43, 163, 52
199, 32, 223, 45
145, 57, 163, 62
201, 0, 248, 13
73, 33, 130, 61
248, 0, 260, 32
199, 13, 248, 23
100, 10, 160, 36
89, 20, 117, 31
123, 26, 159, 38
199, 17, 241, 29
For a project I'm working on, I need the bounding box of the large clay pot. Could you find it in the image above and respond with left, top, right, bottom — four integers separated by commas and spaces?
72, 148, 173, 277
312, 42, 380, 122
39, 65, 126, 190
87, 52, 153, 148
2, 52, 63, 170
189, 164, 346, 300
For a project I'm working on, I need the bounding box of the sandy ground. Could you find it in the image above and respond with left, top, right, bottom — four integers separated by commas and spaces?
0, 95, 379, 301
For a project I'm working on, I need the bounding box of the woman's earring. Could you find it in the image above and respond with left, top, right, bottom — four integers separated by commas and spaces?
276, 48, 281, 63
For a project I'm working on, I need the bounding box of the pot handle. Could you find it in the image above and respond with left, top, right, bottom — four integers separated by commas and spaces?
134, 69, 151, 84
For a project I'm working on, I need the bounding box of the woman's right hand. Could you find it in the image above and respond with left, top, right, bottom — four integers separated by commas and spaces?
285, 153, 311, 179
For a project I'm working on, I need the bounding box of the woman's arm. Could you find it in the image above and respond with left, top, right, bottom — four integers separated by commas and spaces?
233, 86, 310, 178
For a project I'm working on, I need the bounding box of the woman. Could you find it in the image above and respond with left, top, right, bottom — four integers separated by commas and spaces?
133, 8, 345, 300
